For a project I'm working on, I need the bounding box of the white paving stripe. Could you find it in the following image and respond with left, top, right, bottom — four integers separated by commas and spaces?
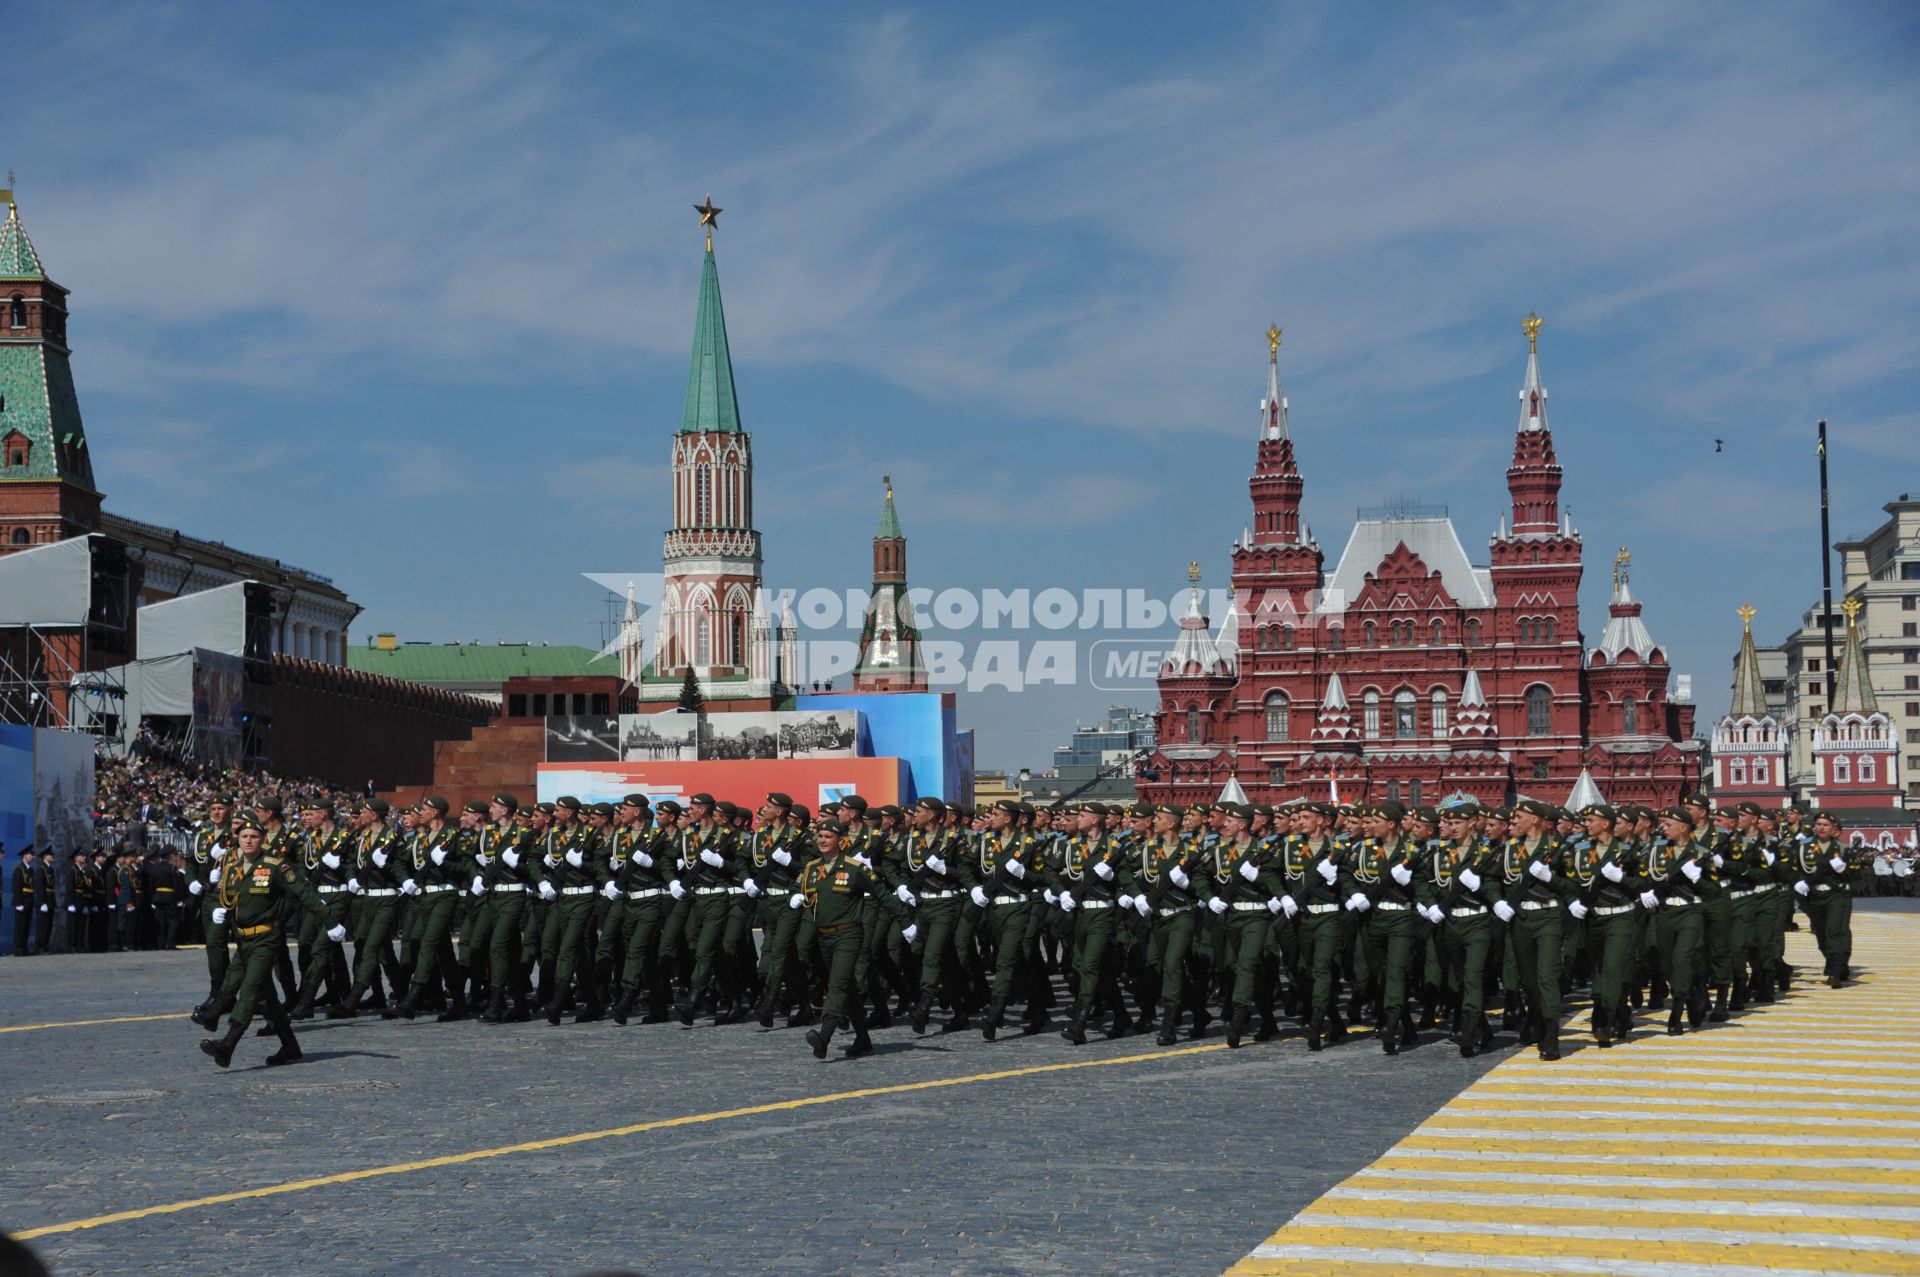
1352, 1167, 1920, 1195
1494, 1065, 1911, 1084
1429, 1108, 1920, 1128
1290, 1211, 1920, 1254
1250, 1242, 1861, 1277
1472, 1079, 1920, 1100
1408, 1128, 1920, 1149
1322, 1185, 1920, 1222
1457, 1095, 1917, 1113
1376, 1149, 1920, 1170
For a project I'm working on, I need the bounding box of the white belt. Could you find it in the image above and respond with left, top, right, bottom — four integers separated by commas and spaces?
423, 884, 454, 894
1664, 897, 1698, 907
1730, 888, 1757, 899
1229, 901, 1267, 912
627, 888, 665, 901
361, 888, 399, 897
1813, 884, 1834, 893
1080, 900, 1114, 911
317, 885, 348, 894
728, 887, 746, 895
1755, 883, 1778, 894
1449, 906, 1487, 917
1594, 903, 1636, 917
491, 883, 525, 894
992, 895, 1026, 906
560, 885, 596, 896
1307, 903, 1343, 914
695, 886, 731, 896
920, 890, 957, 900
1157, 905, 1190, 917
1519, 900, 1558, 911
1374, 901, 1412, 911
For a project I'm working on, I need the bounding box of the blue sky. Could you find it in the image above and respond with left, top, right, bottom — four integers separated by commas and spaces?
8, 2, 1919, 769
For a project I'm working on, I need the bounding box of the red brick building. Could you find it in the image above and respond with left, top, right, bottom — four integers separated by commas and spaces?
1142, 318, 1700, 808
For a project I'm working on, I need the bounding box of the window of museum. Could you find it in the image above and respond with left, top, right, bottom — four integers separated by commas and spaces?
1265, 693, 1290, 742
1430, 689, 1448, 736
1363, 690, 1381, 740
1531, 760, 1549, 781
1267, 763, 1285, 787
1526, 685, 1552, 736
1622, 696, 1638, 735
1187, 707, 1202, 742
7, 295, 24, 329
1834, 755, 1851, 783
1729, 758, 1747, 785
1282, 626, 1295, 651
1394, 690, 1417, 739
1860, 755, 1876, 783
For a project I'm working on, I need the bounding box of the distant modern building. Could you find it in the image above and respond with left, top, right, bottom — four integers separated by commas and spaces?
1019, 704, 1157, 806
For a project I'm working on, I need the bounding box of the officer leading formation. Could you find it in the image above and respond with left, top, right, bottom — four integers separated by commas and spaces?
180, 787, 1861, 1069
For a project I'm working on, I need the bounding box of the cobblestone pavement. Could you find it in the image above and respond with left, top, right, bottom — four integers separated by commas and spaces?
3, 944, 1506, 1277
1228, 906, 1920, 1277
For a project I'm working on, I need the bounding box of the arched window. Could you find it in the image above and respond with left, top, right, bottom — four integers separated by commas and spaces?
1543, 617, 1557, 643
1281, 625, 1295, 651
1622, 696, 1638, 735
1464, 618, 1480, 646
1525, 684, 1552, 736
695, 614, 712, 666
1730, 758, 1747, 785
1430, 689, 1448, 736
1834, 755, 1851, 783
1429, 619, 1443, 646
695, 464, 712, 524
1860, 754, 1876, 783
1530, 546, 1542, 564
1327, 626, 1343, 651
9, 527, 27, 545
732, 615, 744, 666
1363, 621, 1376, 647
7, 295, 24, 329
1394, 690, 1417, 739
1264, 692, 1290, 742
1187, 706, 1204, 742
1363, 690, 1381, 740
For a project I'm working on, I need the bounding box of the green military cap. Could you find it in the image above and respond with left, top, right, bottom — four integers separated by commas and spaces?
877, 804, 903, 819
589, 802, 615, 817
1655, 804, 1692, 823
1735, 801, 1762, 817
1441, 801, 1482, 818
1755, 807, 1780, 823
621, 793, 650, 810
255, 796, 283, 814
1515, 798, 1556, 821
687, 792, 715, 808
1788, 801, 1811, 815
765, 792, 793, 809
535, 802, 557, 815
1303, 801, 1336, 818
1253, 803, 1275, 818
1154, 803, 1184, 818
233, 817, 264, 833
1017, 801, 1038, 817
1189, 803, 1213, 816
1630, 804, 1657, 822
555, 795, 582, 812
1681, 791, 1711, 810
1407, 805, 1439, 826
1129, 802, 1154, 818
463, 800, 488, 815
839, 794, 870, 814
715, 800, 739, 818
1486, 805, 1513, 821
210, 793, 235, 805
422, 796, 450, 815
1580, 803, 1618, 823
1085, 801, 1110, 816
492, 792, 520, 813
1219, 802, 1254, 820
654, 799, 682, 817
914, 796, 945, 813
791, 804, 811, 821
1373, 801, 1407, 823
364, 797, 391, 816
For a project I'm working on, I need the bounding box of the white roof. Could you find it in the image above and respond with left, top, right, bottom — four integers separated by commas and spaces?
1594, 579, 1661, 662
1324, 514, 1494, 610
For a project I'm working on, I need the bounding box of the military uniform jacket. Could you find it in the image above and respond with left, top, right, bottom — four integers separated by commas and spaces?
1137, 833, 1200, 910
1502, 834, 1570, 908
191, 821, 232, 891
1721, 834, 1766, 893
799, 851, 900, 932
1575, 837, 1644, 909
1801, 837, 1853, 896
671, 823, 737, 891
970, 829, 1036, 900
1055, 832, 1127, 903
542, 823, 605, 892
1292, 838, 1351, 909
1201, 835, 1280, 906
1646, 838, 1708, 903
9, 860, 31, 909
900, 827, 966, 896
478, 823, 536, 888
302, 825, 354, 888
355, 825, 405, 891
1361, 835, 1420, 907
409, 823, 462, 888
218, 851, 328, 934
1429, 837, 1498, 912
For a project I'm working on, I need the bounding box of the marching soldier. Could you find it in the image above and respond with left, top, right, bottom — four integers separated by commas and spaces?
1648, 806, 1711, 1034
1133, 803, 1203, 1045
1494, 799, 1570, 1060
611, 797, 676, 1026
1355, 802, 1421, 1055
538, 798, 608, 1025
898, 797, 971, 1034
1200, 803, 1281, 1049
477, 794, 539, 1024
1796, 811, 1854, 986
797, 820, 905, 1059
328, 799, 408, 1018
1573, 802, 1643, 1047
668, 793, 738, 1026
291, 802, 354, 1019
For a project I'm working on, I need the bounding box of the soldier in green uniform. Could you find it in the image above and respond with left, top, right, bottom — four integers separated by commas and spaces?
537, 798, 609, 1024
972, 799, 1044, 1040
1648, 806, 1710, 1034
290, 801, 355, 1019
326, 800, 406, 1017
198, 821, 334, 1069
797, 820, 904, 1059
186, 797, 233, 1012
1352, 802, 1422, 1054
896, 797, 973, 1034
742, 794, 815, 1028
384, 797, 464, 1020
475, 796, 538, 1023
668, 794, 739, 1025
1199, 804, 1282, 1049
1052, 803, 1132, 1045
1132, 804, 1202, 1045
1494, 798, 1569, 1059
1755, 807, 1794, 994
1795, 811, 1854, 986
591, 796, 644, 1014
612, 798, 677, 1026
1572, 803, 1644, 1047
1422, 803, 1496, 1057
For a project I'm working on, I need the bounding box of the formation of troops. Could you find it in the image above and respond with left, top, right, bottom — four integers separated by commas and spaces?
180, 787, 1865, 1069
9, 846, 195, 956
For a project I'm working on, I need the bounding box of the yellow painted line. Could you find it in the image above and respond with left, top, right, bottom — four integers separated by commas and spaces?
1308, 1195, 1920, 1239
0, 1013, 183, 1034
1398, 1135, 1920, 1159
1370, 1155, 1920, 1185
1351, 1175, 1912, 1208
1419, 1114, 1889, 1136
1246, 1225, 1920, 1274
1446, 1097, 1920, 1118
1233, 1261, 1493, 1276
13, 1039, 1228, 1239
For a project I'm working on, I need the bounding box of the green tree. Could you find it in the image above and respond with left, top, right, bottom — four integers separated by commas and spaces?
677, 667, 705, 713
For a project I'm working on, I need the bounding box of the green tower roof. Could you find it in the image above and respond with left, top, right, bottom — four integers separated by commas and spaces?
876, 479, 902, 540
0, 200, 46, 280
680, 247, 741, 434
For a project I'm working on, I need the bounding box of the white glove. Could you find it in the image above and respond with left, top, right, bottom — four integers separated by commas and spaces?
543, 854, 559, 870
401, 879, 420, 896
346, 877, 360, 894
1761, 849, 1775, 867
327, 923, 348, 942
210, 844, 226, 861
1529, 860, 1553, 883
1569, 900, 1589, 920
424, 846, 444, 867
1794, 880, 1810, 897
1265, 896, 1282, 915
37, 904, 47, 913
1119, 893, 1135, 910
564, 848, 583, 869
970, 886, 990, 909
1094, 860, 1115, 881
210, 869, 222, 886
607, 858, 621, 874
1427, 905, 1446, 925
67, 904, 75, 912
602, 881, 621, 900
188, 880, 204, 897
744, 879, 762, 898
372, 850, 389, 868
925, 854, 946, 875
476, 852, 492, 867
669, 880, 686, 900
772, 848, 792, 867
1316, 859, 1338, 884
1059, 892, 1077, 912
1681, 860, 1702, 883
1639, 890, 1659, 908
538, 880, 557, 901
1602, 862, 1624, 883
1004, 859, 1026, 880
1208, 897, 1228, 915
502, 849, 520, 869
1459, 868, 1481, 892
1710, 853, 1723, 870
1171, 865, 1190, 888
1043, 889, 1057, 906
471, 878, 486, 897
1830, 855, 1848, 873
788, 892, 804, 909
895, 885, 916, 905
212, 907, 228, 924
636, 851, 654, 869
1134, 896, 1151, 917
321, 851, 342, 870
901, 924, 918, 944
1391, 864, 1412, 887
699, 849, 724, 868
1345, 892, 1370, 912
1280, 895, 1299, 918
1493, 901, 1515, 923
1238, 859, 1259, 882
852, 853, 872, 869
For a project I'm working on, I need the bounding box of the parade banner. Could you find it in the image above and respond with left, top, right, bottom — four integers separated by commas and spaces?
612, 710, 861, 763
544, 715, 622, 762
32, 728, 95, 861
536, 755, 907, 810
0, 724, 33, 954
190, 647, 245, 767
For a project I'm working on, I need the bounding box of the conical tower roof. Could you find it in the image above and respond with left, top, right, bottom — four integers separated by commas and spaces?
1728, 605, 1769, 719
876, 477, 902, 539
1831, 600, 1879, 715
0, 196, 46, 280
1566, 769, 1604, 812
1218, 777, 1250, 806
681, 242, 741, 434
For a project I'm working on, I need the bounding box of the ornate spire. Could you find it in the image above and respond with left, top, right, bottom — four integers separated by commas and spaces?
0, 192, 46, 280
1310, 673, 1358, 746
1451, 666, 1493, 740
1162, 562, 1230, 677
681, 198, 741, 434
1517, 311, 1549, 434
1260, 324, 1288, 442
1212, 593, 1241, 675
1728, 603, 1769, 719
1596, 544, 1659, 662
1565, 768, 1604, 811
1831, 597, 1879, 715
876, 474, 902, 540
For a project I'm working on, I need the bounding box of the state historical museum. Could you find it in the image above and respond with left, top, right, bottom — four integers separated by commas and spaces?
1140, 318, 1701, 809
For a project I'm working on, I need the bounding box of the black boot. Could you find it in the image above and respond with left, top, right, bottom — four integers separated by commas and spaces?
943, 1008, 971, 1033
383, 983, 422, 1021
1457, 1015, 1476, 1059
1226, 1005, 1250, 1049
844, 1005, 874, 1058
1729, 975, 1747, 1013
910, 992, 934, 1036
482, 991, 508, 1024
1667, 1006, 1685, 1036
806, 1013, 841, 1059
326, 981, 367, 1020
615, 989, 641, 1026
1539, 1021, 1561, 1061
1709, 984, 1730, 1023
1306, 1013, 1324, 1053
288, 985, 316, 1021
544, 992, 565, 1026
265, 1023, 303, 1066
1499, 992, 1519, 1032
437, 987, 470, 1023
1157, 1004, 1180, 1047
199, 1023, 245, 1069
787, 1002, 816, 1029
1190, 1005, 1212, 1040
1110, 1008, 1135, 1040
980, 998, 1005, 1042
674, 997, 695, 1027
1061, 1007, 1088, 1046
1380, 1013, 1399, 1056
1594, 1006, 1613, 1049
